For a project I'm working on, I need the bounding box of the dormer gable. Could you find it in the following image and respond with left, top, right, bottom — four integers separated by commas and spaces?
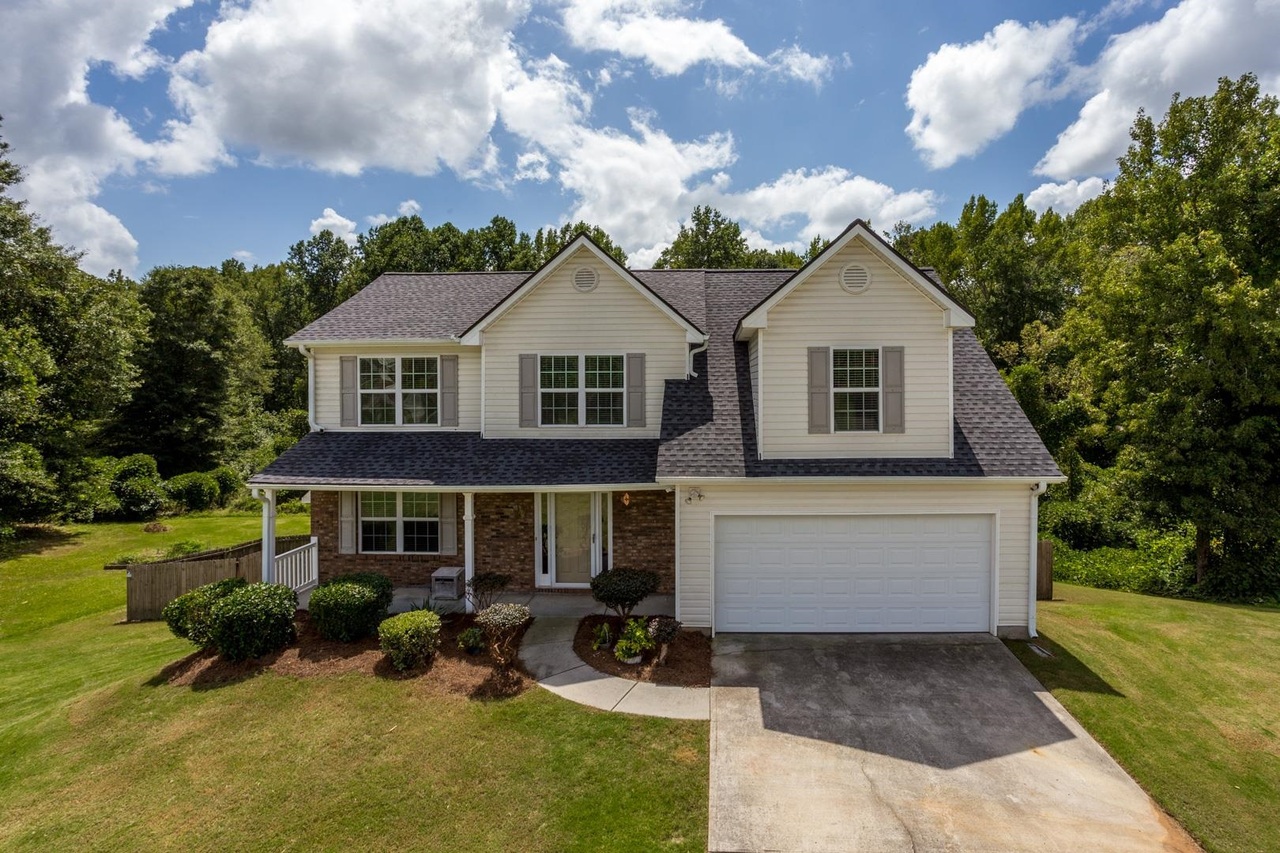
735, 220, 974, 341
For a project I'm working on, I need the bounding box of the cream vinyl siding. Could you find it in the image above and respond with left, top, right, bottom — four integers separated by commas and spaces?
482, 247, 688, 438
760, 240, 952, 458
748, 332, 761, 445
313, 344, 479, 430
675, 481, 1032, 633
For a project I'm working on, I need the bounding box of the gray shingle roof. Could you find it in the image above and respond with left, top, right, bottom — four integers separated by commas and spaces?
255, 265, 1061, 487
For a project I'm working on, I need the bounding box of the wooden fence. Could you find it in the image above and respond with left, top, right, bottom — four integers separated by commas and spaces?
1036, 539, 1054, 601
108, 535, 310, 622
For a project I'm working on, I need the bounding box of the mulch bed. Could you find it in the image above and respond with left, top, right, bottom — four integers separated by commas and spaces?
572, 614, 712, 688
156, 612, 533, 699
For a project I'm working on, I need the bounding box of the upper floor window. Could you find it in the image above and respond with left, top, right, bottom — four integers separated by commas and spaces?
540, 354, 625, 426
833, 348, 880, 432
359, 357, 438, 426
360, 491, 441, 553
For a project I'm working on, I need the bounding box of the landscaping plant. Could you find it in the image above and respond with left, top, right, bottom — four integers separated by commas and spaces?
591, 621, 613, 651
614, 617, 654, 663
466, 571, 512, 611
163, 576, 248, 648
207, 583, 297, 661
163, 472, 220, 512
308, 582, 386, 642
378, 611, 442, 671
475, 603, 532, 668
457, 626, 485, 654
589, 568, 660, 621
647, 616, 681, 665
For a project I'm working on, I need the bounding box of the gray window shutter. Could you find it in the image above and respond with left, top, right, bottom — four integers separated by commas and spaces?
439, 355, 458, 427
626, 353, 646, 427
339, 491, 357, 554
519, 354, 538, 427
439, 493, 457, 555
883, 346, 905, 434
808, 347, 831, 434
340, 357, 358, 427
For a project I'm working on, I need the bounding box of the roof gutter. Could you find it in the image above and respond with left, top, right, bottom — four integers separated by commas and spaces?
687, 340, 709, 378
295, 343, 319, 432
656, 475, 1068, 486
1028, 480, 1049, 638
244, 481, 669, 493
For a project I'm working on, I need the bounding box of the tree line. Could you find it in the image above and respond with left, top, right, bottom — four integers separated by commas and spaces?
2, 74, 1277, 598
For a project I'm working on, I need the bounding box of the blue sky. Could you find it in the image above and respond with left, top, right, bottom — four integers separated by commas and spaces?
3, 0, 1278, 276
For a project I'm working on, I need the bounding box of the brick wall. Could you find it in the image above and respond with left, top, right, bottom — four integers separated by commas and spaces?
611, 490, 675, 593
311, 488, 674, 592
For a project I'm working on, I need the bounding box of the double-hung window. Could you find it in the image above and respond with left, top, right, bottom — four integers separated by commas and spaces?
832, 348, 880, 432
359, 491, 441, 553
539, 355, 625, 426
359, 357, 438, 425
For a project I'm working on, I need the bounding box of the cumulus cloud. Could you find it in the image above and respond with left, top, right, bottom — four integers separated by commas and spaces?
366, 199, 424, 227
558, 0, 832, 86
0, 0, 193, 274
1036, 0, 1280, 179
1026, 177, 1106, 214
310, 207, 358, 244
906, 18, 1078, 169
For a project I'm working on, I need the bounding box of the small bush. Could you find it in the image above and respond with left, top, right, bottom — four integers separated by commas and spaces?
163, 576, 248, 647
457, 626, 485, 653
165, 472, 220, 512
114, 454, 160, 483
467, 571, 512, 611
590, 568, 660, 621
591, 621, 613, 651
475, 603, 532, 668
162, 540, 205, 559
321, 572, 394, 609
208, 583, 297, 661
648, 616, 681, 664
309, 582, 386, 642
278, 500, 311, 515
208, 466, 243, 506
112, 476, 166, 520
379, 610, 442, 671
614, 617, 654, 662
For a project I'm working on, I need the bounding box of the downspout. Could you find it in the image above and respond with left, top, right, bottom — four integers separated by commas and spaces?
297, 344, 319, 432
1028, 481, 1048, 638
686, 339, 709, 378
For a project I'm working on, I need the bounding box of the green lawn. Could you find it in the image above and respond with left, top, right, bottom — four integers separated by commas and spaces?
1009, 583, 1280, 853
0, 515, 709, 851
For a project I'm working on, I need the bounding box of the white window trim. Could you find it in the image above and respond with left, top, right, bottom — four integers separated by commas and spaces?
358, 355, 441, 427
358, 491, 442, 554
831, 345, 883, 434
536, 353, 627, 428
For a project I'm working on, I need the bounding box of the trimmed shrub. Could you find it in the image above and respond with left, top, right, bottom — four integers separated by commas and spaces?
648, 615, 681, 665
309, 580, 390, 642
208, 466, 243, 506
475, 603, 532, 668
163, 576, 247, 647
165, 472, 219, 512
379, 610, 443, 671
114, 453, 160, 482
590, 568, 660, 621
614, 617, 654, 662
321, 572, 394, 609
466, 571, 512, 611
208, 583, 297, 661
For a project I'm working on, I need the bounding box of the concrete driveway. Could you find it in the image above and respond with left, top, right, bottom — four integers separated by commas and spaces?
710, 634, 1198, 853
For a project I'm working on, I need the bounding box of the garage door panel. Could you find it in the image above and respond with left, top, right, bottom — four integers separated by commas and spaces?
714, 514, 991, 633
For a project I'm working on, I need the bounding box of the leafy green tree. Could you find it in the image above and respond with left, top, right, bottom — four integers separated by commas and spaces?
1067, 74, 1280, 590
655, 206, 750, 268
286, 229, 354, 315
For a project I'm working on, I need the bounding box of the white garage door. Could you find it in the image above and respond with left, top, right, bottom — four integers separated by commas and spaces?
714, 514, 992, 633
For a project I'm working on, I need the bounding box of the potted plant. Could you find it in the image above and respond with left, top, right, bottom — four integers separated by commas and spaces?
614, 617, 654, 664
457, 626, 485, 655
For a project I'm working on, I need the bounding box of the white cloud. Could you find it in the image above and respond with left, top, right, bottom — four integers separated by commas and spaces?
558, 0, 831, 86
397, 199, 421, 217
906, 18, 1078, 169
1037, 0, 1280, 179
1026, 177, 1106, 214
233, 249, 256, 263
514, 151, 552, 182
310, 207, 358, 245
154, 0, 530, 177
366, 198, 424, 227
0, 0, 193, 274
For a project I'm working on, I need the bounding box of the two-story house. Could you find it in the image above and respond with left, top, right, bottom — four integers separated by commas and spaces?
249, 220, 1063, 637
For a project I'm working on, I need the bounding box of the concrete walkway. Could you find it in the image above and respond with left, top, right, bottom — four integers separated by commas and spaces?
519, 615, 710, 720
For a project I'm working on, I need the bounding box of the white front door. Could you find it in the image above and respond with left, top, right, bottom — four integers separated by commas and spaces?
536, 492, 611, 588
714, 514, 992, 633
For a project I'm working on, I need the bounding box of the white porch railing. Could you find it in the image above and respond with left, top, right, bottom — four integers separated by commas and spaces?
275, 537, 319, 592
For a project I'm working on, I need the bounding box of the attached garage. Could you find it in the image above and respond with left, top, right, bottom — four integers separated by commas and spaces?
713, 514, 993, 633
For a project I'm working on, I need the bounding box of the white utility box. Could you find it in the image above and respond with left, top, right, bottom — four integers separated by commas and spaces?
432, 566, 465, 601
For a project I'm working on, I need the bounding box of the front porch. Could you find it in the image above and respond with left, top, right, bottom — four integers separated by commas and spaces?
296, 586, 676, 618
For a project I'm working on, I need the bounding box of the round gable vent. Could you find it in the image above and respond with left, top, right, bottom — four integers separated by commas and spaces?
840, 263, 871, 294
573, 266, 599, 292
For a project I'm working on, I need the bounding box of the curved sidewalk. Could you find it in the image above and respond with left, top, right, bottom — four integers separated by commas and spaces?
519, 616, 710, 720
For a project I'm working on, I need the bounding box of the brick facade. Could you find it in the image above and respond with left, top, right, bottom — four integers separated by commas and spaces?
311, 488, 675, 592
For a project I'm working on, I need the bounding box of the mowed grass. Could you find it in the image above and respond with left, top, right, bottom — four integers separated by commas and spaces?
0, 515, 709, 852
1008, 583, 1280, 853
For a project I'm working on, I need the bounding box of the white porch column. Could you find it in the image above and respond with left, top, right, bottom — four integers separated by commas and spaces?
463, 492, 476, 613
257, 488, 277, 584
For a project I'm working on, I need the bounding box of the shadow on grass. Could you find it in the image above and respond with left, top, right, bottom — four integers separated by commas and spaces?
146, 647, 283, 691
1007, 631, 1125, 697
1, 525, 84, 559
